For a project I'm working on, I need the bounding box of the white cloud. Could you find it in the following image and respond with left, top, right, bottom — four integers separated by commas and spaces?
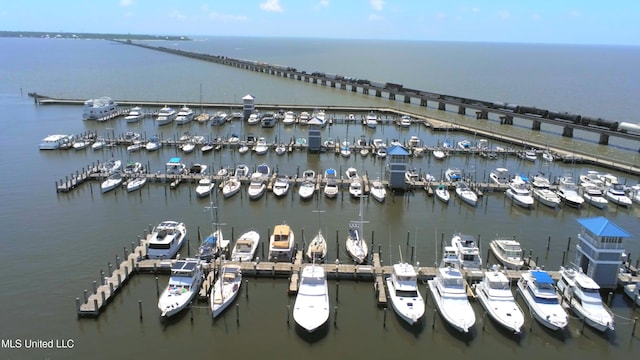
370, 0, 384, 12
169, 10, 187, 21
319, 0, 329, 7
498, 10, 511, 20
260, 0, 284, 12
368, 13, 384, 21
436, 12, 446, 20
120, 0, 133, 6
208, 12, 248, 23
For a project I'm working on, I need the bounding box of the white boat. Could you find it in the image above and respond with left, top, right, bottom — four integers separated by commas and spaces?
195, 178, 215, 198
147, 221, 187, 260
579, 170, 605, 188
145, 135, 162, 151
256, 163, 271, 178
340, 141, 351, 158
82, 96, 117, 120
312, 109, 327, 127
174, 105, 194, 125
127, 140, 144, 152
631, 184, 640, 204
275, 143, 287, 155
158, 258, 203, 318
298, 180, 316, 200
231, 230, 260, 262
254, 137, 269, 155
489, 238, 524, 270
247, 111, 261, 125
624, 282, 640, 307
156, 105, 177, 125
261, 112, 277, 128
435, 184, 450, 203
98, 159, 122, 174
124, 106, 144, 123
531, 174, 561, 208
405, 167, 420, 184
556, 266, 615, 332
282, 111, 296, 126
542, 151, 554, 162
348, 179, 363, 198
272, 176, 290, 198
234, 164, 249, 178
399, 115, 412, 127
210, 264, 242, 318
386, 263, 425, 326
72, 139, 91, 150
455, 181, 477, 206
604, 183, 633, 207
346, 197, 368, 264
458, 139, 472, 149
269, 224, 295, 262
123, 160, 144, 175
489, 167, 510, 185
298, 111, 310, 125
238, 142, 249, 154
376, 147, 387, 158
222, 177, 241, 199
293, 265, 330, 333
39, 134, 73, 150
432, 148, 447, 160
474, 266, 525, 334
556, 176, 584, 208
517, 269, 568, 331
427, 266, 476, 333
581, 184, 608, 209
91, 138, 106, 151
126, 175, 147, 192
345, 167, 359, 181
306, 229, 327, 263
522, 149, 537, 162
505, 175, 534, 208
372, 138, 386, 150
365, 111, 378, 128
247, 173, 266, 200
370, 178, 386, 203
323, 168, 339, 199
451, 233, 482, 270
101, 172, 123, 193
181, 142, 196, 154
210, 111, 227, 126
445, 168, 462, 182
165, 157, 187, 175
189, 163, 208, 176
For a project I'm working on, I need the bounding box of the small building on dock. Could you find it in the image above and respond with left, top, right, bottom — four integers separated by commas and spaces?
574, 216, 631, 289
307, 116, 323, 152
385, 145, 410, 190
242, 94, 255, 120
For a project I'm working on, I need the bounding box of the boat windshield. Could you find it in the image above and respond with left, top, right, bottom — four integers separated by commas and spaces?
443, 278, 464, 288
395, 290, 418, 297
489, 280, 510, 290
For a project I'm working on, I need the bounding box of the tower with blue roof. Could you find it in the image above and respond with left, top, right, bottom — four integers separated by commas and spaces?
385, 145, 410, 190
575, 216, 632, 289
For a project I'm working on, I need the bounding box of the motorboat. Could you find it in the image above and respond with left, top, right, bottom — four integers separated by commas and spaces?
405, 167, 420, 184
145, 135, 162, 151
435, 184, 450, 204
126, 175, 147, 192
372, 138, 386, 150
272, 176, 290, 198
457, 139, 472, 149
531, 174, 561, 208
39, 134, 73, 150
200, 142, 214, 153
365, 111, 378, 128
579, 170, 605, 188
489, 238, 524, 270
306, 229, 327, 263
238, 141, 249, 154
181, 141, 196, 154
127, 140, 144, 153
376, 147, 387, 158
189, 163, 208, 176
604, 183, 633, 208
399, 115, 412, 127
147, 221, 187, 260
505, 175, 534, 208
98, 159, 122, 174
82, 96, 117, 120
175, 105, 194, 125
489, 168, 510, 185
340, 141, 351, 158
623, 282, 640, 307
155, 105, 177, 125
269, 224, 295, 262
234, 164, 250, 178
451, 233, 482, 270
247, 111, 261, 125
581, 184, 608, 209
432, 148, 447, 160
293, 265, 330, 333
348, 179, 363, 198
210, 264, 242, 318
275, 143, 287, 155
222, 177, 242, 199
386, 263, 425, 326
72, 139, 91, 150
210, 111, 227, 126
158, 258, 203, 318
370, 178, 386, 203
556, 176, 584, 208
247, 173, 266, 200
455, 181, 477, 207
298, 180, 316, 200
260, 112, 277, 128
165, 157, 187, 175
282, 111, 296, 126
298, 111, 310, 125
427, 266, 476, 333
123, 161, 143, 175
256, 163, 271, 178
101, 172, 123, 193
631, 184, 640, 204
254, 137, 269, 155
323, 178, 339, 199
346, 198, 368, 264
345, 167, 359, 181
556, 266, 615, 332
522, 149, 537, 162
312, 108, 327, 127
445, 168, 462, 182
195, 178, 214, 198
542, 151, 554, 162
195, 112, 211, 124
517, 269, 568, 331
473, 266, 525, 334
230, 230, 260, 262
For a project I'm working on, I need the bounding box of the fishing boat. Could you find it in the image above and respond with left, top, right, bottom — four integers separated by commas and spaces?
370, 178, 386, 203
427, 266, 476, 333
147, 221, 187, 260
489, 238, 524, 270
386, 262, 425, 326
435, 184, 450, 204
210, 264, 242, 318
158, 258, 203, 318
269, 224, 295, 262
517, 269, 568, 331
230, 230, 260, 262
306, 229, 327, 263
556, 266, 615, 332
473, 266, 525, 334
293, 265, 330, 333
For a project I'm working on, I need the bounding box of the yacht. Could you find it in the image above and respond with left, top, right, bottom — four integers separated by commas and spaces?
427, 266, 476, 333
82, 96, 117, 120
489, 238, 524, 270
399, 115, 412, 127
155, 105, 177, 125
365, 111, 378, 128
147, 221, 187, 260
370, 178, 386, 203
474, 266, 525, 334
268, 224, 295, 262
489, 168, 510, 185
505, 175, 534, 208
306, 229, 327, 263
455, 181, 478, 207
556, 176, 584, 208
581, 184, 608, 209
386, 263, 425, 326
345, 167, 359, 181
579, 170, 605, 188
158, 258, 203, 318
195, 178, 214, 198
517, 269, 568, 331
557, 266, 615, 332
522, 149, 537, 162
451, 233, 482, 270
247, 173, 267, 200
435, 184, 450, 204
531, 174, 561, 208
231, 230, 260, 262
210, 111, 227, 126
272, 176, 290, 198
604, 183, 633, 208
125, 106, 144, 123
175, 105, 194, 125
210, 264, 242, 318
293, 265, 330, 333
39, 134, 73, 150
260, 112, 277, 128
127, 140, 144, 153
312, 108, 327, 127
282, 111, 296, 126
298, 111, 310, 125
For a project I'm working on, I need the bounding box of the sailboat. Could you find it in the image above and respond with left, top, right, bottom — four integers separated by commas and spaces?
306, 210, 327, 263
204, 200, 228, 257
346, 189, 369, 264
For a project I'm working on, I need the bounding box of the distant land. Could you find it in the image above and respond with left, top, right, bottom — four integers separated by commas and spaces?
0, 30, 190, 41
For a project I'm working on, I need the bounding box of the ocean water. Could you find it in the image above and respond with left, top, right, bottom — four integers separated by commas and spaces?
0, 37, 639, 360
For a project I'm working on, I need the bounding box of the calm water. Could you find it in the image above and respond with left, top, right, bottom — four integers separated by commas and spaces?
1, 37, 640, 360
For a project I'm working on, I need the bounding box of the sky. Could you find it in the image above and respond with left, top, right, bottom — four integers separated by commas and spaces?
1, 0, 639, 45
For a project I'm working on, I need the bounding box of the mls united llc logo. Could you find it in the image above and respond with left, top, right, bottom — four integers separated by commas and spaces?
2, 339, 75, 349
